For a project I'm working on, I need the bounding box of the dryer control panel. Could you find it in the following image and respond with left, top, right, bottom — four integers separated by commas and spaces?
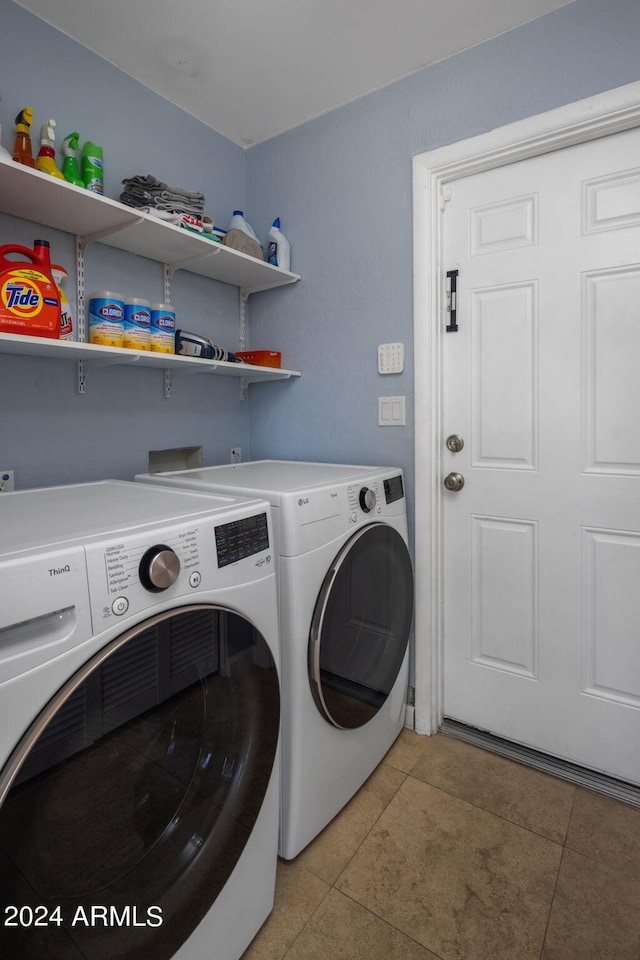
384, 474, 405, 504
346, 474, 405, 524
347, 480, 384, 522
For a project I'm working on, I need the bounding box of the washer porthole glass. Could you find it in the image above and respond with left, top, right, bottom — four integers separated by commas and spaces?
0, 605, 280, 959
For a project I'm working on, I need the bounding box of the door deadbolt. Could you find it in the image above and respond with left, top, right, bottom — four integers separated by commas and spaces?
446, 434, 464, 453
443, 472, 465, 492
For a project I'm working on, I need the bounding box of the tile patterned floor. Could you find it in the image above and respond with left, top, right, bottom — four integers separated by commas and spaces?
242, 730, 640, 960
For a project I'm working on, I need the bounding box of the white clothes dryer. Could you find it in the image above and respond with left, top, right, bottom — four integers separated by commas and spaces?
136, 462, 413, 860
0, 480, 280, 960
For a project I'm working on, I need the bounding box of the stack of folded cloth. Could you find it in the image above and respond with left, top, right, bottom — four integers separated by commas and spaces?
120, 175, 206, 217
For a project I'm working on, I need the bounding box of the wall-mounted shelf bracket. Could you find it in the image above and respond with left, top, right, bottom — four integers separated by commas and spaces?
77, 351, 140, 394
80, 215, 146, 251
164, 368, 173, 399
166, 245, 221, 279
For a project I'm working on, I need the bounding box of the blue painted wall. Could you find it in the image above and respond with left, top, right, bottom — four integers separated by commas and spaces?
0, 0, 250, 489
246, 0, 640, 549
1, 0, 640, 499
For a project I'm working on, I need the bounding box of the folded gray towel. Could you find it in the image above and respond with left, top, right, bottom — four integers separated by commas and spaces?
121, 174, 205, 203
121, 193, 205, 215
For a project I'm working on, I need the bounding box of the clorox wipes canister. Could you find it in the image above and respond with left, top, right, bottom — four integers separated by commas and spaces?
0, 239, 61, 338
88, 291, 124, 346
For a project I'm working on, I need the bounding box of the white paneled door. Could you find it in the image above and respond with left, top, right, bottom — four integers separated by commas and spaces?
442, 126, 640, 785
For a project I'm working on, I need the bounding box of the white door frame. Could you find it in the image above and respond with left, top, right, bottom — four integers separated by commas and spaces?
412, 80, 640, 736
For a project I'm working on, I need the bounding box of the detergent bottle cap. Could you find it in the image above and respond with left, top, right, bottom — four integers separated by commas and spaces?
272, 218, 281, 228
233, 210, 244, 216
33, 239, 52, 266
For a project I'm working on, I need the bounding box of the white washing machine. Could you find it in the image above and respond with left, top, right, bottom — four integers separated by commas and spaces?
136, 461, 414, 860
0, 480, 280, 960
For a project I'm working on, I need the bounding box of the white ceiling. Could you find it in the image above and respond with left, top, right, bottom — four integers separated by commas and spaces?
16, 0, 574, 146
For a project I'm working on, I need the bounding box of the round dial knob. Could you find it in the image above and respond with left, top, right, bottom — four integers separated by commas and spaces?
139, 544, 180, 592
359, 487, 377, 513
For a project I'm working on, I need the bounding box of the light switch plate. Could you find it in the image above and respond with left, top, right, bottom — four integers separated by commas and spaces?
378, 342, 404, 374
378, 396, 406, 426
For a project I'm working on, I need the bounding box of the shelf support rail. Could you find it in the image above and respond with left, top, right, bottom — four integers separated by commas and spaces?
163, 264, 172, 398
163, 263, 172, 305
239, 288, 249, 401
75, 222, 144, 393
76, 235, 86, 394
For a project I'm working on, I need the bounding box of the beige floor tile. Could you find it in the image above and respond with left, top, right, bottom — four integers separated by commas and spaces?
241, 860, 330, 960
383, 727, 430, 774
284, 888, 440, 960
337, 776, 561, 960
295, 761, 406, 885
565, 787, 640, 881
541, 847, 640, 960
410, 733, 575, 843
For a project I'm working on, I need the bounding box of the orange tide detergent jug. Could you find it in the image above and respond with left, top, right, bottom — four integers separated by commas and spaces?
0, 239, 61, 338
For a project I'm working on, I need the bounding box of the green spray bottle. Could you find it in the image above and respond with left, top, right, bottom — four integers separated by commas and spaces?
61, 132, 84, 187
81, 140, 103, 194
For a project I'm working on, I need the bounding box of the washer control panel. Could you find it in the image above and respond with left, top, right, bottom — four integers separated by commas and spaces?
99, 527, 203, 617
215, 512, 270, 568
85, 510, 272, 625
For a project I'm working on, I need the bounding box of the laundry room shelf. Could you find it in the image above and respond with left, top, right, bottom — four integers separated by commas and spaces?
0, 158, 300, 294
0, 332, 301, 383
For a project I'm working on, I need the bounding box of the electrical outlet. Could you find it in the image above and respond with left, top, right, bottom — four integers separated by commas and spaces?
0, 470, 15, 492
231, 448, 241, 464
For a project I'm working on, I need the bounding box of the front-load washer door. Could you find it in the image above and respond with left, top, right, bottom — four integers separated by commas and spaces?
0, 605, 279, 960
309, 523, 414, 729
